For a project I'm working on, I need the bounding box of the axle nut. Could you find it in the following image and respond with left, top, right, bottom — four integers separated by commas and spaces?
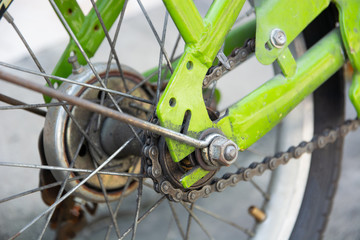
208, 136, 238, 166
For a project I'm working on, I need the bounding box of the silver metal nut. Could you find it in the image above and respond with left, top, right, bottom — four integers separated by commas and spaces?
208, 136, 238, 166
270, 28, 287, 48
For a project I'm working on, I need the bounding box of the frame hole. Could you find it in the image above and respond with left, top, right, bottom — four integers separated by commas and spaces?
180, 110, 191, 134
94, 24, 100, 31
67, 8, 73, 15
169, 98, 176, 107
186, 61, 193, 70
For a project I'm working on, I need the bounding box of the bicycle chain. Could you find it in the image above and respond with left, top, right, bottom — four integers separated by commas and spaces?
143, 39, 360, 202
203, 38, 256, 88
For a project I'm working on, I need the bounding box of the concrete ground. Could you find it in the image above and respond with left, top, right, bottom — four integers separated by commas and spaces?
0, 1, 359, 239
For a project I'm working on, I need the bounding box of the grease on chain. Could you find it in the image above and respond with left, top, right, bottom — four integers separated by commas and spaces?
143, 40, 359, 202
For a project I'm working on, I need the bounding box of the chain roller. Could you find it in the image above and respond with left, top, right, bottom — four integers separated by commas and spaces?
143, 40, 360, 202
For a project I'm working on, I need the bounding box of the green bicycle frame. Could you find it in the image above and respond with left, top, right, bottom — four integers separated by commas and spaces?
50, 0, 360, 187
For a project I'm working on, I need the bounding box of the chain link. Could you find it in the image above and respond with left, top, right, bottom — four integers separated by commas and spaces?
203, 38, 255, 88
143, 40, 360, 202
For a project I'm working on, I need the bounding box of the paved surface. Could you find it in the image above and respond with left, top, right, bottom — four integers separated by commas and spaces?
0, 1, 359, 239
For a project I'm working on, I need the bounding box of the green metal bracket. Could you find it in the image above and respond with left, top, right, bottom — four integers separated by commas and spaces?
349, 71, 360, 118
158, 0, 246, 164
181, 28, 345, 188
334, 0, 360, 118
254, 0, 330, 65
180, 166, 209, 189
334, 0, 360, 71
276, 47, 297, 77
45, 0, 125, 102
217, 29, 345, 151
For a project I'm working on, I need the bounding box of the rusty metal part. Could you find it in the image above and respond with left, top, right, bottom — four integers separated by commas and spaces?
147, 118, 359, 202
207, 134, 239, 167
248, 206, 266, 222
39, 131, 96, 239
158, 138, 216, 189
0, 93, 47, 117
43, 63, 149, 202
142, 38, 360, 202
0, 69, 213, 149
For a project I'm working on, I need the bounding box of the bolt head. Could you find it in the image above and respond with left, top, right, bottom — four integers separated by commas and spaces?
208, 136, 238, 167
270, 29, 287, 48
224, 145, 237, 161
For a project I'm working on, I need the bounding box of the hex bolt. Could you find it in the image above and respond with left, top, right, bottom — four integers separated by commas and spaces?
270, 28, 287, 48
224, 145, 237, 161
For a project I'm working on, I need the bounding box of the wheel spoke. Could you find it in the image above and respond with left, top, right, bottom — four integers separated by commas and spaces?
3, 9, 106, 158
168, 201, 186, 239
38, 126, 88, 239
90, 0, 129, 91
136, 0, 173, 74
0, 101, 67, 111
3, 12, 53, 87
155, 11, 169, 105
246, 147, 267, 157
0, 161, 144, 177
250, 179, 270, 201
8, 137, 134, 239
114, 70, 158, 107
49, 0, 143, 146
93, 159, 122, 238
118, 196, 166, 240
0, 93, 48, 116
181, 202, 214, 240
185, 203, 194, 240
0, 175, 85, 204
92, 0, 129, 129
0, 62, 153, 105
104, 158, 141, 238
131, 179, 143, 240
193, 205, 255, 237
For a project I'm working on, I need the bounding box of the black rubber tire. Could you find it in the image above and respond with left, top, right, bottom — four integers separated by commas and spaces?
290, 5, 345, 240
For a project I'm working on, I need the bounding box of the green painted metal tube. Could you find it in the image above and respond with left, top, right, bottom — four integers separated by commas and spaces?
217, 28, 346, 150
180, 28, 346, 188
142, 18, 256, 83
162, 0, 205, 44
199, 0, 246, 64
45, 0, 124, 102
349, 71, 360, 118
54, 0, 85, 34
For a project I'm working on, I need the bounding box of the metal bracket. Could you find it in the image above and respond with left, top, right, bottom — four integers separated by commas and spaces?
254, 0, 330, 65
